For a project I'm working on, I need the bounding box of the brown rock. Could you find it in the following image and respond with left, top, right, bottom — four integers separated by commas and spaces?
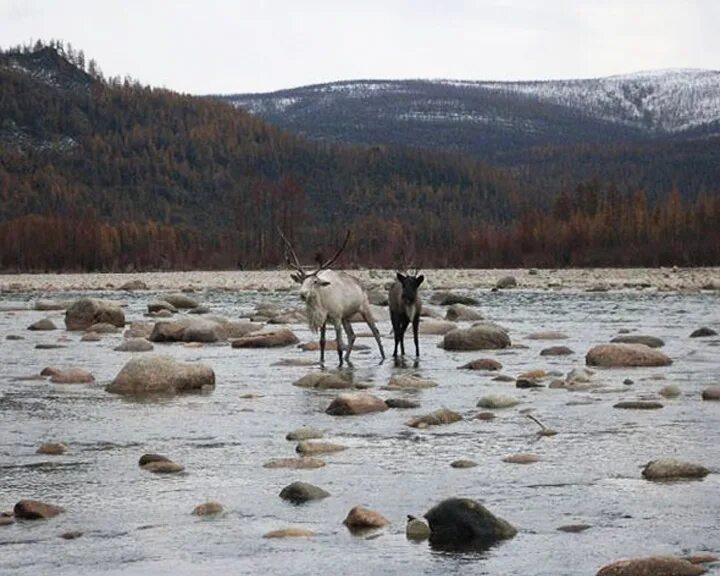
141, 460, 184, 474
65, 298, 125, 331
106, 355, 215, 395
343, 506, 389, 531
502, 453, 540, 464
14, 499, 64, 520
49, 368, 94, 384
526, 331, 568, 340
405, 408, 462, 428
384, 374, 437, 389
596, 555, 706, 576
325, 393, 388, 416
28, 318, 57, 331
263, 457, 326, 469
418, 319, 458, 335
641, 459, 709, 480
586, 344, 672, 367
296, 441, 347, 455
613, 401, 663, 410
192, 501, 224, 516
611, 335, 665, 348
293, 372, 352, 389
702, 386, 720, 401
540, 346, 574, 356
459, 358, 502, 371
36, 442, 67, 455
263, 527, 315, 538
442, 323, 511, 351
231, 329, 299, 348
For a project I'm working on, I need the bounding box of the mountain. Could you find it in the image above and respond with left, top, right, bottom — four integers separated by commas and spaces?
223, 69, 720, 159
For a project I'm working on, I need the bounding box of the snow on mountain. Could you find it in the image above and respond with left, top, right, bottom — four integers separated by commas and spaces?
475, 69, 720, 132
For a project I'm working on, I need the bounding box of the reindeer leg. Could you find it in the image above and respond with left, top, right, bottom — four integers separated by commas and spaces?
333, 320, 345, 366
413, 314, 420, 357
342, 318, 356, 361
362, 308, 385, 360
390, 311, 400, 357
399, 317, 409, 356
319, 322, 327, 365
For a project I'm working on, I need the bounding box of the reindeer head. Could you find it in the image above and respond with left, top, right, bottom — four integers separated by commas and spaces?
396, 272, 424, 305
279, 228, 351, 300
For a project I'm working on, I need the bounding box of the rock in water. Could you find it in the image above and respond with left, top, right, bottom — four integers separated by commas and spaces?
28, 318, 56, 331
14, 499, 64, 520
263, 527, 315, 538
424, 497, 516, 549
36, 442, 67, 455
702, 386, 720, 401
231, 329, 299, 348
596, 555, 707, 576
405, 408, 462, 428
459, 358, 503, 371
442, 324, 511, 351
586, 344, 672, 367
279, 481, 330, 503
610, 335, 665, 348
325, 393, 388, 416
192, 502, 223, 516
343, 506, 389, 531
406, 516, 431, 540
106, 355, 215, 395
690, 327, 717, 338
641, 459, 709, 480
65, 298, 125, 331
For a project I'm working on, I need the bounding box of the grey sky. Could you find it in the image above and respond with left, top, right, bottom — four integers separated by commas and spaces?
1, 0, 718, 94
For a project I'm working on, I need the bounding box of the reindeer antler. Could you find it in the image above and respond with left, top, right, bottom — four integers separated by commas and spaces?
277, 227, 304, 274
318, 230, 351, 271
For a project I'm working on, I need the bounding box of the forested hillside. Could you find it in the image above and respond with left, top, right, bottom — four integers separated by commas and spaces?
1, 43, 719, 270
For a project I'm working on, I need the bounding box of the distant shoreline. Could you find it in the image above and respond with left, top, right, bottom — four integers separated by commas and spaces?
1, 267, 719, 294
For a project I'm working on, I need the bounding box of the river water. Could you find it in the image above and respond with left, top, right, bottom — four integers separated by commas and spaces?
1, 287, 718, 575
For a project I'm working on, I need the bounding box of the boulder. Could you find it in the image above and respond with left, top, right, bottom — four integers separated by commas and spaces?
279, 481, 330, 503
586, 344, 672, 367
495, 275, 517, 289
450, 460, 478, 468
285, 427, 324, 441
263, 527, 315, 538
81, 333, 102, 342
65, 298, 125, 331
702, 386, 720, 401
124, 321, 154, 339
106, 355, 215, 395
138, 453, 171, 466
142, 460, 184, 474
406, 517, 432, 540
596, 556, 707, 576
476, 394, 519, 409
610, 335, 665, 348
459, 358, 502, 371
541, 346, 574, 356
293, 372, 352, 390
181, 318, 225, 343
263, 457, 326, 469
343, 506, 389, 531
384, 374, 437, 390
613, 401, 663, 410
445, 304, 483, 322
385, 398, 421, 409
114, 338, 154, 352
503, 453, 540, 464
120, 279, 148, 291
690, 327, 717, 338
325, 393, 388, 416
424, 498, 517, 548
49, 368, 94, 384
526, 331, 568, 340
148, 301, 178, 314
267, 309, 308, 324
28, 318, 56, 331
231, 329, 299, 348
641, 459, 709, 480
36, 442, 67, 455
35, 299, 73, 311
430, 292, 479, 306
14, 499, 64, 520
159, 293, 199, 309
442, 323, 511, 351
192, 501, 223, 516
406, 408, 462, 428
659, 384, 681, 398
296, 441, 347, 455
418, 318, 458, 335
86, 322, 119, 334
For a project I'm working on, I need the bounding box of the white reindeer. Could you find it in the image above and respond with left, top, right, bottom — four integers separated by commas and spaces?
279, 230, 385, 366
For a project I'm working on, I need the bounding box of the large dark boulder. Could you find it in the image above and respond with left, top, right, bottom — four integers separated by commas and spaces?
424, 497, 516, 549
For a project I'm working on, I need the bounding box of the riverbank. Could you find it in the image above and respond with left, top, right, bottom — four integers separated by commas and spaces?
1, 267, 719, 294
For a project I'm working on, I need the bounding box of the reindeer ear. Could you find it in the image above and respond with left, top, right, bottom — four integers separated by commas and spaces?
396, 273, 406, 283
290, 273, 303, 284
416, 275, 424, 287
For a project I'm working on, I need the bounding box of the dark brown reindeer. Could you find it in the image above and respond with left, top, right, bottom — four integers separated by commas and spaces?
278, 229, 385, 366
388, 270, 424, 357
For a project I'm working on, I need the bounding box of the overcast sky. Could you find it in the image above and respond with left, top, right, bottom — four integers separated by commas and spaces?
1, 0, 718, 94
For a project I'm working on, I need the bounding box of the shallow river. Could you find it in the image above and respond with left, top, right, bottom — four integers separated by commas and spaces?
1, 287, 718, 575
